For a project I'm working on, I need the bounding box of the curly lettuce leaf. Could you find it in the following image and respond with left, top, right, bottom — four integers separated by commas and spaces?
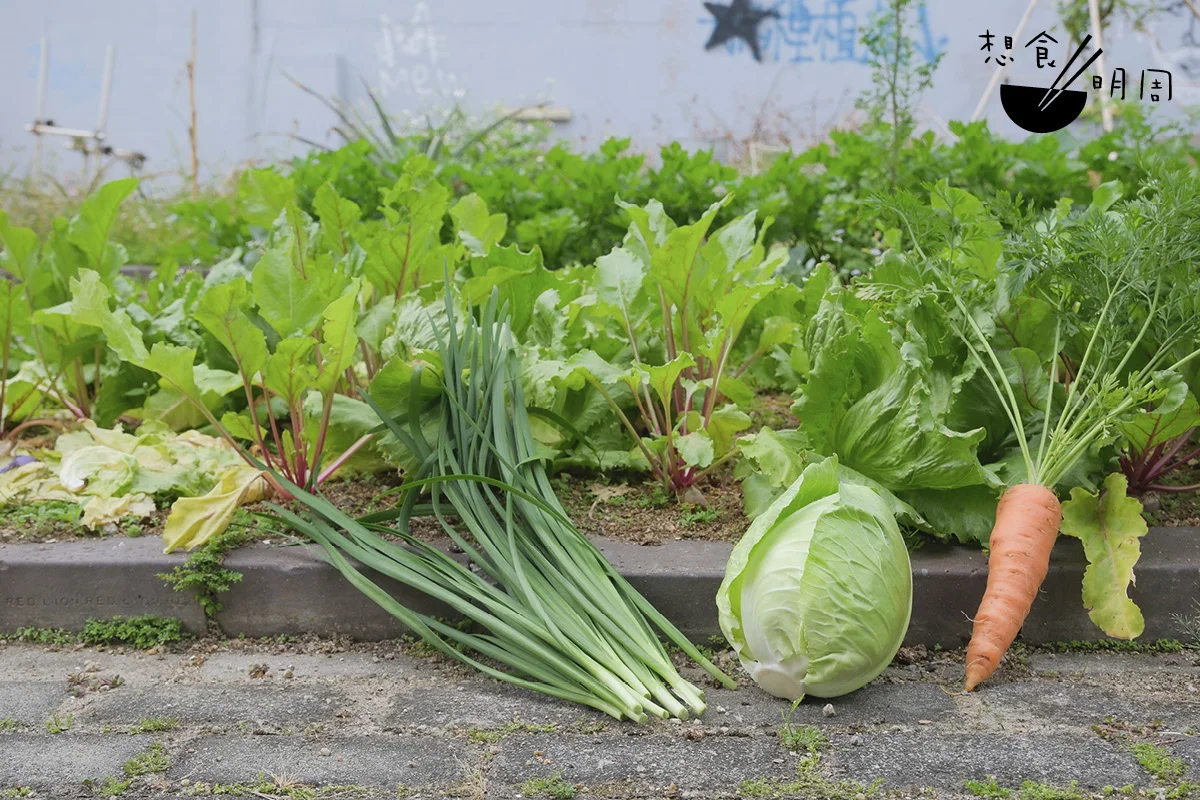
793, 290, 996, 494
1059, 473, 1149, 639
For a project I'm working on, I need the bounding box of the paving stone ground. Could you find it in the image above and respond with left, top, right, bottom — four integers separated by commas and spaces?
0, 639, 1198, 799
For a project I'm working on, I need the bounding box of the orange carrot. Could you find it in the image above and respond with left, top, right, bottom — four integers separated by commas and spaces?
964, 484, 1062, 691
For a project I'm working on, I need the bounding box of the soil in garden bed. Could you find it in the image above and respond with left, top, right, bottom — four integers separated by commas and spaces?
0, 467, 752, 546
1142, 462, 1200, 528
2, 404, 1196, 546
3, 463, 1197, 546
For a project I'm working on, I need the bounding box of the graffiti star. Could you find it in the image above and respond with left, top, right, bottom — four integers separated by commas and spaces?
703, 0, 779, 63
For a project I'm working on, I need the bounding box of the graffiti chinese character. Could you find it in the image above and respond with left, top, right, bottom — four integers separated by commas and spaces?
702, 0, 947, 66
981, 30, 1013, 65
774, 0, 863, 63
1140, 69, 1173, 101
813, 0, 859, 62
1025, 31, 1058, 68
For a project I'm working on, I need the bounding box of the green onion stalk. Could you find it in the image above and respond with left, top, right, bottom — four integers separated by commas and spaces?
267, 289, 735, 722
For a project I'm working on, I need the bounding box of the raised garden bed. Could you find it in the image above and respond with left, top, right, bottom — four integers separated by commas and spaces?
4, 524, 1199, 648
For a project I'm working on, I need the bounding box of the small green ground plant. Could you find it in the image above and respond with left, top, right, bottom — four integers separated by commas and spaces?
0, 501, 82, 537
183, 775, 375, 798
0, 626, 75, 645
1129, 741, 1199, 796
463, 720, 557, 744
82, 615, 183, 649
0, 616, 182, 649
520, 772, 577, 800
740, 755, 882, 799
157, 526, 247, 619
128, 717, 178, 735
44, 713, 73, 734
121, 742, 169, 776
91, 776, 132, 797
965, 777, 1087, 800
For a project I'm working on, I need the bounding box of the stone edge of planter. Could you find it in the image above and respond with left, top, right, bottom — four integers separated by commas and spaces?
1, 529, 1198, 646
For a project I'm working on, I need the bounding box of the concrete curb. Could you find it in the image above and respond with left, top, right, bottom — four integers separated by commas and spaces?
2, 529, 1198, 645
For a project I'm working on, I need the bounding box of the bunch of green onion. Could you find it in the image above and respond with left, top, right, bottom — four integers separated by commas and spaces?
270, 292, 735, 721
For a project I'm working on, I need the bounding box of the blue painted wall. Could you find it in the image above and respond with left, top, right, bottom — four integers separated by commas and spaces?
0, 1, 1195, 184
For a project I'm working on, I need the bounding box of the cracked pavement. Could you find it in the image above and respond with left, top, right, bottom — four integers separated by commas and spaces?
1, 638, 1198, 798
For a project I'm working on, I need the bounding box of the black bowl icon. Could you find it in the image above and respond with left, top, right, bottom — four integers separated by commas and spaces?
1000, 84, 1088, 134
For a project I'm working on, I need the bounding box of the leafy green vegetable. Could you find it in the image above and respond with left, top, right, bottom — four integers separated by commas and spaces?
162, 465, 267, 553
575, 197, 787, 498
1117, 373, 1200, 495
718, 456, 912, 701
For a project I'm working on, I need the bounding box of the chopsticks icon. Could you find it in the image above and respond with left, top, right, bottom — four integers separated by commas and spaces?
1038, 34, 1104, 111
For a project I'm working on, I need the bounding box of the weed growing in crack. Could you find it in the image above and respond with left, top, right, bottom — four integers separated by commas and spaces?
965, 776, 1012, 799
122, 742, 169, 776
1171, 600, 1200, 647
68, 672, 124, 697
741, 754, 881, 799
157, 526, 248, 619
0, 626, 74, 645
128, 717, 179, 735
966, 778, 1089, 800
1039, 639, 1186, 655
44, 714, 73, 734
464, 720, 558, 744
83, 615, 183, 649
1015, 781, 1085, 800
778, 699, 827, 756
1131, 741, 1191, 784
84, 776, 132, 797
520, 772, 577, 800
184, 776, 375, 798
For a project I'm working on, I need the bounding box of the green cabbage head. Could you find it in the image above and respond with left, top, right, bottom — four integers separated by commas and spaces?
717, 456, 912, 701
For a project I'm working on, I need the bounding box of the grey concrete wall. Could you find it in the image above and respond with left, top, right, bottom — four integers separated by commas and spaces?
0, 1, 1196, 185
